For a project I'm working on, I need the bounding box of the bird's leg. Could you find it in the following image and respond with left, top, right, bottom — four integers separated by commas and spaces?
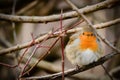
76, 64, 81, 70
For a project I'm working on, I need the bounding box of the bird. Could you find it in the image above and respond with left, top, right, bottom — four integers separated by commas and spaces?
65, 27, 103, 66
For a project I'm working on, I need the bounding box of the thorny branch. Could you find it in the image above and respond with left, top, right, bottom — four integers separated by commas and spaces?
0, 0, 119, 23
0, 18, 120, 55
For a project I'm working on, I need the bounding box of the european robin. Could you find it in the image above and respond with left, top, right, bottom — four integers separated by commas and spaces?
65, 27, 103, 66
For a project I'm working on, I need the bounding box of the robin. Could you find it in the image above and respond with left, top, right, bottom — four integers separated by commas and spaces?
65, 27, 103, 66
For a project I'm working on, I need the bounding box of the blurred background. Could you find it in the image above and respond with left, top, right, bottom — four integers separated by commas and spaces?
0, 0, 120, 80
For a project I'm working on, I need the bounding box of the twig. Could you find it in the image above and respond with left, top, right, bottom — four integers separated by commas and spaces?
20, 33, 52, 77
21, 37, 60, 77
0, 32, 51, 55
60, 9, 65, 80
16, 1, 38, 14
22, 55, 62, 72
23, 52, 118, 80
12, 1, 16, 42
64, 0, 119, 80
110, 66, 120, 76
94, 18, 120, 29
0, 0, 119, 23
20, 45, 39, 77
0, 37, 12, 48
64, 0, 120, 53
0, 34, 36, 68
101, 65, 113, 80
12, 0, 17, 44
0, 18, 120, 55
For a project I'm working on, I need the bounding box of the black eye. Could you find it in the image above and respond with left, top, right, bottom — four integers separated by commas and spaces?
91, 33, 93, 36
82, 32, 84, 35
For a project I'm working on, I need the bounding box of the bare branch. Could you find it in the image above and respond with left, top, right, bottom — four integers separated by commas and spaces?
0, 18, 120, 55
0, 0, 119, 23
94, 18, 120, 29
64, 0, 120, 53
11, 0, 17, 44
23, 52, 118, 80
22, 55, 62, 72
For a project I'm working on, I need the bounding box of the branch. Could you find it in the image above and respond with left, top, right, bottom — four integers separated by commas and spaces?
23, 52, 118, 80
22, 55, 61, 72
94, 18, 120, 29
0, 18, 120, 55
0, 0, 119, 23
64, 0, 120, 53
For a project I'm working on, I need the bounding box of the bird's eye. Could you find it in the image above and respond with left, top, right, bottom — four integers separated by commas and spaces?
91, 33, 93, 36
82, 32, 84, 35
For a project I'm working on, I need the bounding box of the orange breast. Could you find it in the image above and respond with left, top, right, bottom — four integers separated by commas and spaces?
79, 32, 98, 51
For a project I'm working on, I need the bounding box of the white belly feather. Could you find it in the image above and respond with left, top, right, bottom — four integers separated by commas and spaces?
75, 49, 100, 66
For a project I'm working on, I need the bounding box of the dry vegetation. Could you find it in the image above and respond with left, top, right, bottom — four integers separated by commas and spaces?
0, 0, 120, 80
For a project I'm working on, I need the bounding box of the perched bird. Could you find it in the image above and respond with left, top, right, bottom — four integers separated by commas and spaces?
65, 27, 103, 66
